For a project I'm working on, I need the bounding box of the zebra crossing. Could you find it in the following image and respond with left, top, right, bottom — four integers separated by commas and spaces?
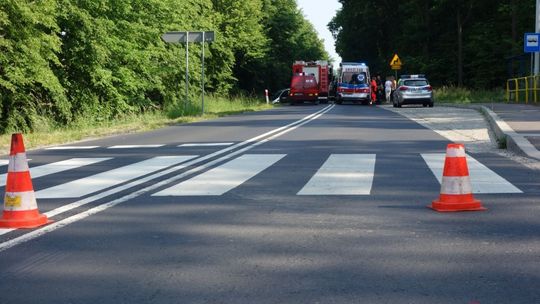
297, 154, 376, 195
0, 153, 524, 198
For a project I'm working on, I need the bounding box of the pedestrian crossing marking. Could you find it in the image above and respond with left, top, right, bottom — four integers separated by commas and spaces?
0, 158, 111, 187
178, 143, 234, 147
421, 153, 523, 194
108, 145, 165, 149
0, 154, 523, 199
153, 154, 286, 196
45, 146, 99, 150
298, 154, 376, 195
35, 156, 197, 198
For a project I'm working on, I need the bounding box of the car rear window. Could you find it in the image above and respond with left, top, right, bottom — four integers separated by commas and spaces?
342, 72, 367, 85
403, 80, 428, 86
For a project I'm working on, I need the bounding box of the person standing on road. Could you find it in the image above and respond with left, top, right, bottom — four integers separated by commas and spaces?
385, 76, 393, 103
376, 75, 384, 104
391, 76, 397, 102
370, 77, 377, 105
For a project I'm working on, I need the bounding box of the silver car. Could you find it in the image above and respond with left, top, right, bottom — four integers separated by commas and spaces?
392, 75, 434, 107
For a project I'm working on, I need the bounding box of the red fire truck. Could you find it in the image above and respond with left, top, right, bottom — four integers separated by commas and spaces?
289, 60, 333, 104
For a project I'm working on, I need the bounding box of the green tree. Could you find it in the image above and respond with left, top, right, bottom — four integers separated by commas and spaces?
329, 0, 536, 88
0, 0, 70, 132
259, 0, 328, 92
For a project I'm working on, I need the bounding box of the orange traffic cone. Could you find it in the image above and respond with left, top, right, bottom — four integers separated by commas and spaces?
0, 133, 50, 228
429, 143, 486, 212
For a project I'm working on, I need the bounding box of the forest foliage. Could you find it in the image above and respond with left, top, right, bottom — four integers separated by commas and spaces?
329, 0, 535, 88
0, 0, 327, 133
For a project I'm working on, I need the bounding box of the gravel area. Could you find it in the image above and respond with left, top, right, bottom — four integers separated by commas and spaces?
382, 104, 540, 170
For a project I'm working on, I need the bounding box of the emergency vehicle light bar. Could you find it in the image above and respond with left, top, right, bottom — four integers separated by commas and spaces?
400, 74, 425, 79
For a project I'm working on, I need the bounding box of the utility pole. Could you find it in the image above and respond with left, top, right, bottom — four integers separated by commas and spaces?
535, 0, 540, 75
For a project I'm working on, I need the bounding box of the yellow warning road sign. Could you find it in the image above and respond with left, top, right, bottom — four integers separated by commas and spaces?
390, 54, 402, 70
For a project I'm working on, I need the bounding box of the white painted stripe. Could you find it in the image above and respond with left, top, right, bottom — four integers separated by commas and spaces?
422, 153, 523, 194
154, 154, 285, 196
35, 156, 197, 198
440, 176, 473, 195
46, 146, 99, 150
7, 153, 29, 172
108, 144, 165, 149
178, 143, 234, 147
0, 105, 334, 247
0, 158, 111, 187
298, 154, 376, 195
446, 147, 466, 157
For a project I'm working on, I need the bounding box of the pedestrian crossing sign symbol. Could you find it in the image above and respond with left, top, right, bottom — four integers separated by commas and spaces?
390, 54, 402, 70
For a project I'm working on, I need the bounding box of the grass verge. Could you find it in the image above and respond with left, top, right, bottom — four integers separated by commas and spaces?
434, 86, 504, 103
0, 95, 272, 155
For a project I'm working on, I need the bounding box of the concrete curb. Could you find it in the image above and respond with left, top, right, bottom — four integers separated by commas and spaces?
479, 106, 540, 160
439, 103, 540, 160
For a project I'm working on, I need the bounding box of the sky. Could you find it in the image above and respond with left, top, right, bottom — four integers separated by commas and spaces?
296, 0, 342, 63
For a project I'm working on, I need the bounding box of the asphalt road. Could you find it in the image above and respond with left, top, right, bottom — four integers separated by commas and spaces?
0, 104, 538, 304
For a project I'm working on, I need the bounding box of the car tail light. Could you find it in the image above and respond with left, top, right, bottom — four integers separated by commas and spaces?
399, 86, 409, 91
426, 85, 433, 92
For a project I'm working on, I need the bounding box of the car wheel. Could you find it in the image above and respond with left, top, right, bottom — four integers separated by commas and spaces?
429, 102, 434, 107
423, 103, 427, 107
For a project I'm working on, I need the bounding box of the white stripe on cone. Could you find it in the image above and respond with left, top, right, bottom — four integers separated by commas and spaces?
440, 176, 473, 195
8, 153, 30, 172
446, 147, 466, 158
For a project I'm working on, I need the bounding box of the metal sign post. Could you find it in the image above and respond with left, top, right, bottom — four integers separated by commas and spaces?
201, 31, 205, 114
161, 31, 215, 114
534, 0, 540, 75
185, 31, 189, 110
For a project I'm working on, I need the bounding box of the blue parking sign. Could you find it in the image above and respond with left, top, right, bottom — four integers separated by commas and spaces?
524, 33, 540, 53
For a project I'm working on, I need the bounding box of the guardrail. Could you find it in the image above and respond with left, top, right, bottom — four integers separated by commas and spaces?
506, 75, 540, 103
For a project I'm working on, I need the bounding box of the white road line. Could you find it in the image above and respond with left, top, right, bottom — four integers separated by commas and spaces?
46, 146, 99, 150
178, 143, 234, 147
298, 154, 376, 195
0, 158, 111, 187
35, 156, 197, 198
154, 154, 286, 196
421, 153, 523, 194
108, 144, 165, 149
0, 105, 334, 251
